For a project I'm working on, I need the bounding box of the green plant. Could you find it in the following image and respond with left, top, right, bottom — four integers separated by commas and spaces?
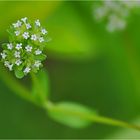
1, 17, 140, 131
1, 17, 48, 78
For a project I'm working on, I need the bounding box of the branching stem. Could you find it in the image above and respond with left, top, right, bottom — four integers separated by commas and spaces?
45, 101, 140, 131
1, 65, 140, 132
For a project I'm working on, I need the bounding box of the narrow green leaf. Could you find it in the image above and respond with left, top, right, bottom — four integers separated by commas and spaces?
47, 102, 97, 128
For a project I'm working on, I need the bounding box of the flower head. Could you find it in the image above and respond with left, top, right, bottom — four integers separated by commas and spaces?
14, 51, 20, 58
41, 28, 48, 35
21, 17, 27, 23
7, 43, 13, 50
22, 32, 30, 39
34, 60, 42, 67
15, 59, 22, 66
26, 23, 31, 29
13, 20, 22, 28
16, 43, 22, 50
35, 19, 41, 27
1, 52, 7, 59
93, 0, 140, 32
25, 45, 32, 52
39, 37, 44, 43
35, 49, 42, 55
15, 31, 20, 36
1, 17, 49, 78
31, 34, 37, 41
24, 67, 31, 74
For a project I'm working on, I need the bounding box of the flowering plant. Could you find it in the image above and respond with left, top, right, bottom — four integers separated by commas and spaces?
1, 17, 48, 78
1, 17, 140, 132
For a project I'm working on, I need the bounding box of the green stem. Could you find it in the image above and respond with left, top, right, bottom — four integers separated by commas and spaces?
30, 72, 46, 104
1, 64, 140, 131
91, 116, 140, 131
0, 64, 39, 106
45, 101, 140, 131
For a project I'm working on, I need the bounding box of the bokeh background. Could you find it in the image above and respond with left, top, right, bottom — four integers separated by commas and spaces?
1, 1, 140, 139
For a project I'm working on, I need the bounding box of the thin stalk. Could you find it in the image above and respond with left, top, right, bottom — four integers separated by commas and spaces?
45, 101, 140, 131
30, 72, 46, 104
1, 64, 140, 131
91, 115, 140, 131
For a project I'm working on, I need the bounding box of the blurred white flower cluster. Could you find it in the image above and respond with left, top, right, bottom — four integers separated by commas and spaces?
1, 17, 48, 78
94, 0, 140, 32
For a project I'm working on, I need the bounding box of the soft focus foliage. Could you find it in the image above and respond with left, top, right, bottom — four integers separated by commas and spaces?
0, 1, 140, 139
93, 0, 140, 32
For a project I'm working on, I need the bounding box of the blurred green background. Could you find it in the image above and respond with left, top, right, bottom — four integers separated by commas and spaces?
1, 1, 140, 139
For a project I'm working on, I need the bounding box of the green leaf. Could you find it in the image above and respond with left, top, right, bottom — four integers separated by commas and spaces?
15, 69, 24, 79
2, 43, 7, 49
31, 69, 50, 104
47, 102, 97, 128
34, 54, 47, 61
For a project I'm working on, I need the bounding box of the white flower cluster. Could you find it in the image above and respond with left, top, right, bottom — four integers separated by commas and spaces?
94, 0, 140, 32
1, 17, 48, 78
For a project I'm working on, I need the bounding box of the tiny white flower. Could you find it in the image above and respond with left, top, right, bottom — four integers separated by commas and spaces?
15, 59, 22, 66
39, 37, 44, 42
8, 64, 13, 71
31, 34, 37, 41
7, 43, 13, 50
122, 1, 140, 9
16, 43, 22, 50
22, 32, 30, 39
17, 20, 22, 26
26, 23, 31, 29
13, 20, 22, 28
25, 45, 32, 52
106, 15, 126, 32
14, 51, 20, 58
41, 28, 48, 35
21, 17, 27, 23
24, 67, 31, 74
4, 61, 13, 71
35, 19, 40, 26
4, 61, 10, 67
13, 23, 17, 28
94, 7, 108, 21
15, 31, 20, 36
1, 52, 7, 59
35, 49, 42, 55
34, 60, 41, 67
